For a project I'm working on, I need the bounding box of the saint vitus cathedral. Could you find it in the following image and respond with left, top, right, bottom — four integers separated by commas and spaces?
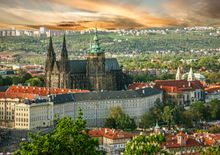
45, 31, 125, 91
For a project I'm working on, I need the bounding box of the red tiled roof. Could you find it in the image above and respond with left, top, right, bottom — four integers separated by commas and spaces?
205, 84, 220, 93
193, 133, 220, 146
89, 128, 133, 140
128, 83, 150, 90
5, 85, 89, 97
0, 92, 36, 100
162, 134, 202, 149
177, 131, 187, 137
154, 80, 204, 93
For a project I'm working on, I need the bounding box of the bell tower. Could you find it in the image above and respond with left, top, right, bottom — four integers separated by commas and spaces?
86, 29, 106, 91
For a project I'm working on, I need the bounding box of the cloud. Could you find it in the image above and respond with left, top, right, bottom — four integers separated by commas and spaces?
0, 0, 219, 29
164, 0, 220, 26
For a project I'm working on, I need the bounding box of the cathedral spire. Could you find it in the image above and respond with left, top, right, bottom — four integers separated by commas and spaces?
61, 34, 68, 60
60, 34, 69, 72
45, 36, 56, 71
176, 66, 183, 80
187, 67, 194, 81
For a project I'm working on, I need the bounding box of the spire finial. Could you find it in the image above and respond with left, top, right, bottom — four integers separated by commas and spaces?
48, 36, 55, 58
88, 28, 103, 54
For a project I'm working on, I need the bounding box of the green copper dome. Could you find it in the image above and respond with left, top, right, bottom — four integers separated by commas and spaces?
88, 29, 103, 54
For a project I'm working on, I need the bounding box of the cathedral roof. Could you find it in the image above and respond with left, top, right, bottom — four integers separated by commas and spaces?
57, 58, 121, 74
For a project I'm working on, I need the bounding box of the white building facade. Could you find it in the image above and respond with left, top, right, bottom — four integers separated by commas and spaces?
0, 87, 162, 129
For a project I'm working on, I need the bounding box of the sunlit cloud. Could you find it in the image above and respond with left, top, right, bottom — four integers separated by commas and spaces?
0, 0, 219, 30
164, 0, 220, 26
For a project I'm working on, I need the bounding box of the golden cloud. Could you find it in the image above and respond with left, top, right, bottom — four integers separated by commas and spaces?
0, 0, 219, 29
164, 0, 220, 26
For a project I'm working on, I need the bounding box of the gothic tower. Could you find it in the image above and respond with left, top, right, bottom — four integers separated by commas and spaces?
176, 66, 183, 80
45, 37, 56, 87
86, 29, 106, 91
59, 34, 70, 88
187, 67, 195, 81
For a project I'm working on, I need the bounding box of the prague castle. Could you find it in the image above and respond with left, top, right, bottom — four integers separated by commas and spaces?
45, 31, 125, 91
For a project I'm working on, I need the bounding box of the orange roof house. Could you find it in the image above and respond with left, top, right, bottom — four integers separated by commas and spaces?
154, 80, 204, 93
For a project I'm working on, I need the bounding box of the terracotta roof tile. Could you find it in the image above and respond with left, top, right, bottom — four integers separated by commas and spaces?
205, 84, 220, 93
128, 83, 150, 90
6, 85, 89, 97
89, 128, 133, 140
161, 133, 202, 149
0, 92, 36, 100
154, 80, 204, 93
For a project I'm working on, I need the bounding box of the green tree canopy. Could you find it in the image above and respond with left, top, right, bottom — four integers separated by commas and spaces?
104, 106, 136, 131
3, 76, 13, 86
0, 76, 3, 86
200, 146, 220, 155
25, 77, 44, 87
209, 99, 220, 120
139, 112, 156, 129
124, 133, 169, 155
14, 109, 101, 155
162, 106, 174, 129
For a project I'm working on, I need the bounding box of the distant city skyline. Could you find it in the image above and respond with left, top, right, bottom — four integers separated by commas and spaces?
0, 0, 220, 30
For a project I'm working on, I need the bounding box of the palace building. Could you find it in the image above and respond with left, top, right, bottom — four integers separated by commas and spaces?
45, 31, 125, 91
0, 85, 162, 129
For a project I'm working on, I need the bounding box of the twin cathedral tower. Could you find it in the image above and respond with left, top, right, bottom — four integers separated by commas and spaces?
45, 31, 124, 91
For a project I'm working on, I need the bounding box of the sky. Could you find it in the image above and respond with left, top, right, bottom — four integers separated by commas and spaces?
0, 0, 220, 30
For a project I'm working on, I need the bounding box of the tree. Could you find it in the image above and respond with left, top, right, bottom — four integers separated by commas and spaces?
20, 72, 32, 83
14, 109, 102, 155
124, 133, 169, 155
116, 114, 136, 131
191, 101, 208, 121
139, 112, 156, 129
139, 99, 163, 129
3, 76, 13, 86
162, 106, 174, 129
109, 106, 124, 119
0, 76, 3, 86
150, 99, 164, 122
25, 77, 44, 87
12, 76, 21, 85
209, 99, 220, 120
104, 118, 116, 129
172, 105, 185, 126
200, 146, 220, 155
104, 106, 136, 131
